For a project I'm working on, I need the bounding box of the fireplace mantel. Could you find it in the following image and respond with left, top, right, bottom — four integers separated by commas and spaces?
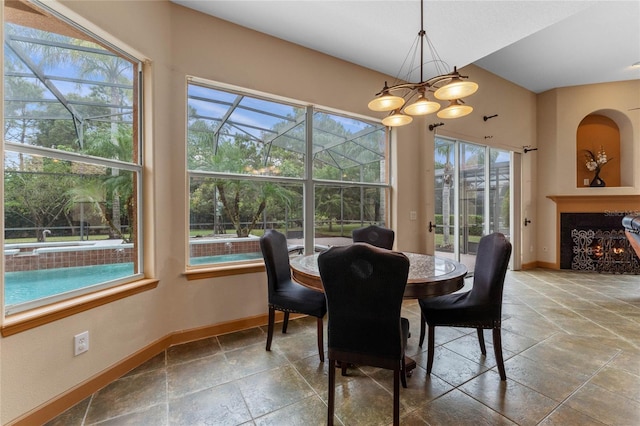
548, 195, 640, 213
547, 195, 640, 269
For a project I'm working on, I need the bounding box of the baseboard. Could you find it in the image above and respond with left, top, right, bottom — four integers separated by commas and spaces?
520, 261, 558, 270
8, 311, 299, 426
536, 261, 558, 269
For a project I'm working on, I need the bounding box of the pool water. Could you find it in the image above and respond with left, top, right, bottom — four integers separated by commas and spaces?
5, 263, 134, 306
5, 253, 262, 307
190, 252, 262, 265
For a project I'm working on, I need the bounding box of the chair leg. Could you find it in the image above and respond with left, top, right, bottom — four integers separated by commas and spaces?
316, 317, 325, 362
328, 359, 336, 426
419, 314, 426, 347
477, 328, 487, 355
493, 327, 507, 381
266, 306, 275, 351
393, 369, 400, 426
282, 311, 290, 333
426, 325, 435, 374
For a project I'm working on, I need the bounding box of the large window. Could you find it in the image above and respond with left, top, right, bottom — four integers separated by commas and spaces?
187, 80, 388, 267
3, 1, 143, 314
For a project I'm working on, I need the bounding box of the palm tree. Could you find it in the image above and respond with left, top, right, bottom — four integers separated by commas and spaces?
82, 127, 135, 242
76, 52, 133, 238
436, 139, 454, 248
65, 178, 132, 243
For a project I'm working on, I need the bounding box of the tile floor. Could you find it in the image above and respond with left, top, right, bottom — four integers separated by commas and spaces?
47, 269, 640, 425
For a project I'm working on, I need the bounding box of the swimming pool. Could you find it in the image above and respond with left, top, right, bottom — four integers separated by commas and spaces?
5, 253, 262, 307
5, 263, 134, 306
189, 252, 262, 265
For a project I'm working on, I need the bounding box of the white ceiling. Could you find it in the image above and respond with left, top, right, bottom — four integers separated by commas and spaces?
171, 0, 640, 94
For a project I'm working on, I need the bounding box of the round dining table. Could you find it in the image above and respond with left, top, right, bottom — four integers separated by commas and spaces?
290, 251, 468, 377
290, 251, 468, 299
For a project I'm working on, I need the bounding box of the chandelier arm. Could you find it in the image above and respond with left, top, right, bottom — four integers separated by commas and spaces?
385, 82, 423, 92
384, 71, 469, 94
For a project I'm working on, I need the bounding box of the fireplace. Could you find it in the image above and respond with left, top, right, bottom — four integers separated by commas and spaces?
548, 195, 640, 273
560, 212, 640, 273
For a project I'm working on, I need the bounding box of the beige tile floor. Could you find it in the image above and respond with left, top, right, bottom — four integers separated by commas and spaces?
47, 269, 640, 425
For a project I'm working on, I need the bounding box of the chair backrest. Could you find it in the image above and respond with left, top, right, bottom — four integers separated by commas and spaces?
352, 225, 395, 250
468, 233, 512, 313
318, 243, 409, 361
260, 229, 292, 296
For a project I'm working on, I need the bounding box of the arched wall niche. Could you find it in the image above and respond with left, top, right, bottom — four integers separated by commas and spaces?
576, 109, 633, 187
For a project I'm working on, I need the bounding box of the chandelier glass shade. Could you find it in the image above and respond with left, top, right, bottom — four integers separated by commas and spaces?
433, 77, 479, 101
367, 87, 405, 112
382, 109, 413, 127
368, 0, 478, 127
437, 99, 473, 119
403, 89, 441, 116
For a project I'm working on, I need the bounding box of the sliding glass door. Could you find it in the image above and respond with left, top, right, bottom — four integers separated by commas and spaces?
434, 137, 513, 273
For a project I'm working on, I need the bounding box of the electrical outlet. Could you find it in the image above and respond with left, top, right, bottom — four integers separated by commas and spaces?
74, 331, 89, 356
409, 211, 417, 221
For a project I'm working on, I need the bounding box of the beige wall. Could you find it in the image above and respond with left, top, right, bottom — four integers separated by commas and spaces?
1, 1, 636, 423
536, 80, 640, 265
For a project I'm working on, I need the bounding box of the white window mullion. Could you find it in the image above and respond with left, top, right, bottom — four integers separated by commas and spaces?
303, 106, 314, 255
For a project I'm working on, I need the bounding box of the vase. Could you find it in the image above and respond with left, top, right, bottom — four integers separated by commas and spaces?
590, 170, 606, 187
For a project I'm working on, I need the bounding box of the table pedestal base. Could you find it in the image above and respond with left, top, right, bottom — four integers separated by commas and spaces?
405, 356, 416, 376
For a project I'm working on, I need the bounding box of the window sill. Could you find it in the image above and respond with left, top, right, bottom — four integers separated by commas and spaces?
184, 261, 265, 280
1, 278, 159, 337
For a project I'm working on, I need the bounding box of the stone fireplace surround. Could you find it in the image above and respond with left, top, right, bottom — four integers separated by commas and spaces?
548, 195, 640, 273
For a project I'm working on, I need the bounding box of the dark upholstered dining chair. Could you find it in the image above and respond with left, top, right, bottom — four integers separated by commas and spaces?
318, 243, 410, 426
352, 224, 395, 249
418, 232, 512, 380
260, 229, 327, 362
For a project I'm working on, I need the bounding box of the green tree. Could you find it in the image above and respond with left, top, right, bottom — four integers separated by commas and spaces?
83, 127, 135, 241
501, 187, 510, 228
4, 22, 135, 242
65, 176, 132, 242
436, 140, 453, 247
188, 109, 302, 237
4, 157, 75, 241
3, 58, 45, 146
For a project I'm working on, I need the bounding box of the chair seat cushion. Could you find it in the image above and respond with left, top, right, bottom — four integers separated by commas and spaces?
419, 292, 500, 327
270, 278, 327, 318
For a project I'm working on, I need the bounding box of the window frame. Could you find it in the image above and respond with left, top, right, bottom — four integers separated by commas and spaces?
2, 0, 152, 323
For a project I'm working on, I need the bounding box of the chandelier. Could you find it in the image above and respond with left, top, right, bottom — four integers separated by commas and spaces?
367, 0, 478, 127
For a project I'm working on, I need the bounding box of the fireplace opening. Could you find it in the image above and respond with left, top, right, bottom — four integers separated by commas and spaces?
561, 212, 640, 274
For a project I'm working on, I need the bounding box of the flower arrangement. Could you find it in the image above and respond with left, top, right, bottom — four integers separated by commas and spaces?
584, 146, 611, 173
584, 146, 611, 187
